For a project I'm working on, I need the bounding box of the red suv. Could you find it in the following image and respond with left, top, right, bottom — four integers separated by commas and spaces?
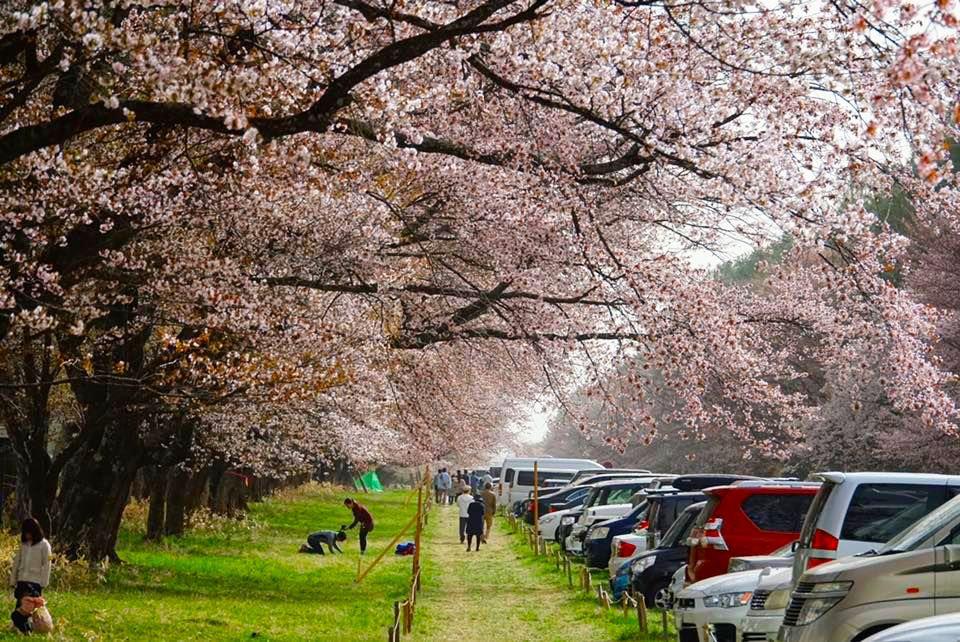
685, 481, 819, 583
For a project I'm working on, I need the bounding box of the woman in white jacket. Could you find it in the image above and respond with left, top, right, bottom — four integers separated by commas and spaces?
9, 518, 50, 633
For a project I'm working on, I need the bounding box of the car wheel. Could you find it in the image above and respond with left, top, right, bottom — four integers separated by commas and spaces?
644, 582, 670, 609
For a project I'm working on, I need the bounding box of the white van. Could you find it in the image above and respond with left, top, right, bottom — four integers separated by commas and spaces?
792, 472, 960, 582
498, 457, 603, 506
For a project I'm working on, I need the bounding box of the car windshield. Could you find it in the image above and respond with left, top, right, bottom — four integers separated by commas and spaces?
880, 494, 960, 553
660, 509, 696, 547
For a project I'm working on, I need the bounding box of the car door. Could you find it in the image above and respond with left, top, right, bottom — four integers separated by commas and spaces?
934, 500, 960, 615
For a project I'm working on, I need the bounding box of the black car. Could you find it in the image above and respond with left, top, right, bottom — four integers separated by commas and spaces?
672, 474, 760, 491
624, 501, 706, 607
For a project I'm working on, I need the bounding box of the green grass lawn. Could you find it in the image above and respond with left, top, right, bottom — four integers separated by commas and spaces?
500, 527, 676, 641
0, 485, 428, 641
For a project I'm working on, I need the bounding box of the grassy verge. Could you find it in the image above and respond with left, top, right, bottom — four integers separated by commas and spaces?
505, 523, 677, 641
0, 485, 428, 641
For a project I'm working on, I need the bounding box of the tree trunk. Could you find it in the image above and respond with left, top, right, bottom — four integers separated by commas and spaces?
54, 421, 143, 561
184, 467, 209, 514
163, 467, 191, 537
144, 465, 167, 541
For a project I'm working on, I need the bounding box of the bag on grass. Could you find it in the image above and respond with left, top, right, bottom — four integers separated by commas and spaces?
30, 606, 54, 633
395, 542, 415, 556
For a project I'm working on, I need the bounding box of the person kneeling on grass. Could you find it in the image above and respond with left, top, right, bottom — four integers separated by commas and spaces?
9, 518, 51, 634
299, 530, 347, 555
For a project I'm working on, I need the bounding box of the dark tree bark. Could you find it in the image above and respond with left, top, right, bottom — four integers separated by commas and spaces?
54, 417, 144, 561
1, 332, 59, 535
144, 465, 167, 541
184, 467, 209, 515
163, 467, 191, 537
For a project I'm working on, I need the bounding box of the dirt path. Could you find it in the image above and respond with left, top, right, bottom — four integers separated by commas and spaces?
412, 504, 613, 642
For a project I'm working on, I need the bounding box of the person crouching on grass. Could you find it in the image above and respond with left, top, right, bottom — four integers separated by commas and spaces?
299, 529, 347, 555
9, 518, 50, 634
344, 498, 374, 554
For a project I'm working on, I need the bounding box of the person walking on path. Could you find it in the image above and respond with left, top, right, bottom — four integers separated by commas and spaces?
465, 496, 485, 552
343, 498, 374, 554
299, 529, 346, 555
456, 488, 473, 544
481, 483, 496, 543
9, 518, 50, 634
468, 471, 479, 494
438, 468, 452, 505
433, 470, 444, 504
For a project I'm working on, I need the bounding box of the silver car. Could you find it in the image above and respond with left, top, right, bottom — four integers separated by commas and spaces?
740, 567, 792, 642
864, 613, 960, 641
780, 492, 960, 642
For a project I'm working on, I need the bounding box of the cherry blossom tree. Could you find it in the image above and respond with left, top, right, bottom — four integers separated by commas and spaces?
3, 0, 960, 558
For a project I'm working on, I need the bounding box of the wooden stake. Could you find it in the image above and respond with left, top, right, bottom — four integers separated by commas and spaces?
532, 461, 540, 542
393, 601, 401, 641
413, 484, 423, 584
661, 609, 668, 638
566, 558, 573, 588
637, 596, 648, 633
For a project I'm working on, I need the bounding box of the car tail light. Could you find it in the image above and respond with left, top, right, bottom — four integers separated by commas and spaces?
618, 541, 637, 557
549, 506, 557, 513
807, 528, 839, 568
702, 517, 728, 550
636, 519, 649, 531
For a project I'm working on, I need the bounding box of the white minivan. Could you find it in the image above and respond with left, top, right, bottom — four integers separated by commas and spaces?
792, 472, 960, 582
497, 457, 603, 506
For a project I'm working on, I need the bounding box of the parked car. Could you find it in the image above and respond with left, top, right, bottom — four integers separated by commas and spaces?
524, 472, 663, 524
616, 500, 705, 606
566, 467, 654, 485
792, 472, 960, 581
686, 481, 819, 584
628, 475, 760, 507
726, 541, 795, 574
566, 478, 660, 555
556, 510, 584, 549
863, 613, 960, 642
585, 501, 650, 569
592, 489, 704, 571
780, 491, 960, 642
609, 530, 650, 578
674, 569, 763, 642
497, 457, 603, 505
738, 566, 793, 642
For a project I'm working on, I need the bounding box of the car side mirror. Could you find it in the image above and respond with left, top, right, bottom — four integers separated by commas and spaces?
791, 540, 800, 552
943, 544, 960, 570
